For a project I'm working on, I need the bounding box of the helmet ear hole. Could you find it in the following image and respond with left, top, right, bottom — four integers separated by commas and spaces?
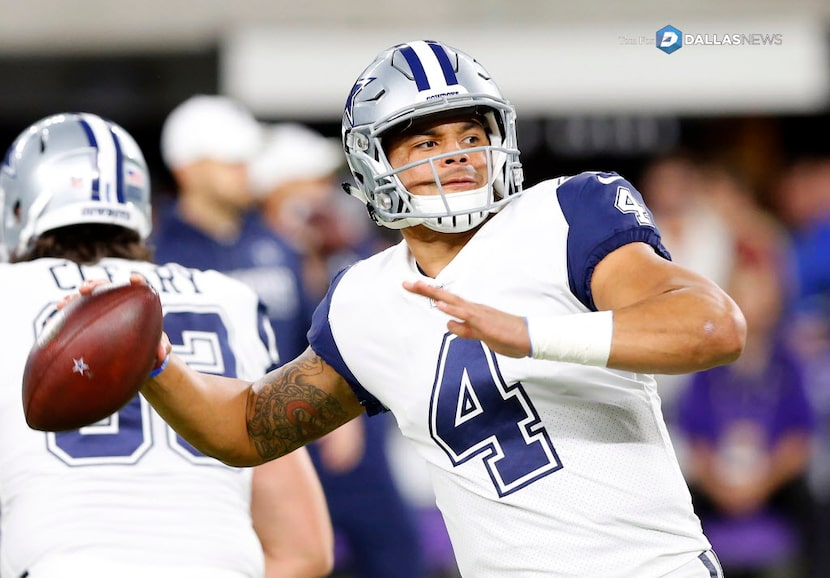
12, 200, 21, 222
376, 192, 394, 211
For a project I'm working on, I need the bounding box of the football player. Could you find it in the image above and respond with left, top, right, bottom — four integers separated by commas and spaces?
154, 95, 315, 363
131, 41, 744, 577
0, 113, 333, 578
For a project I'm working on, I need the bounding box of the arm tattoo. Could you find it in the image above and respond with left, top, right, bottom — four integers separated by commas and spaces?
247, 353, 352, 461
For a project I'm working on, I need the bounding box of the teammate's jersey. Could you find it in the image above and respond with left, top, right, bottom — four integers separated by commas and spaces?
309, 172, 712, 577
0, 258, 278, 578
153, 205, 314, 362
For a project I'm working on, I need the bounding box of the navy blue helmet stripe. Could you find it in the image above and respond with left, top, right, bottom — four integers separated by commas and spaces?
109, 125, 125, 203
399, 45, 430, 91
427, 41, 458, 86
78, 118, 101, 201
2, 146, 10, 171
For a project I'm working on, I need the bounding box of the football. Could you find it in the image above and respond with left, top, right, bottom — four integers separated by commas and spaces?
22, 282, 163, 432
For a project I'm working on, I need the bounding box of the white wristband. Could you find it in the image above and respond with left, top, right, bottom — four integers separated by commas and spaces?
526, 311, 613, 367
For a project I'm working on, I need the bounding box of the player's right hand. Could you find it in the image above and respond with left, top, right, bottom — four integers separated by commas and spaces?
61, 275, 172, 370
403, 279, 532, 358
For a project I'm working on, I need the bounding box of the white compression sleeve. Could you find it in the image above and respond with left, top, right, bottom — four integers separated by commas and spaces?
526, 311, 613, 367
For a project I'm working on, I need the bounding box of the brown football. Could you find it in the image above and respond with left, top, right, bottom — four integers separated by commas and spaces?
22, 282, 163, 432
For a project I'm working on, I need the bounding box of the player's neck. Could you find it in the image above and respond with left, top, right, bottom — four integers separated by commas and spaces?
401, 225, 478, 278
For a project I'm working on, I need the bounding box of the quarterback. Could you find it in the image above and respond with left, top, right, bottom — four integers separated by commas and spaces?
135, 41, 743, 577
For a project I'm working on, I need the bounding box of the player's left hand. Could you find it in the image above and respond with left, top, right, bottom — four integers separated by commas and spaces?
403, 280, 531, 358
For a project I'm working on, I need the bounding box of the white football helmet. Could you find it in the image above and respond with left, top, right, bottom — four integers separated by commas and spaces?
0, 113, 151, 260
342, 40, 523, 233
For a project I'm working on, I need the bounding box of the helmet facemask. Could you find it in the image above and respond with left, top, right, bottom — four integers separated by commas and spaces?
342, 41, 523, 233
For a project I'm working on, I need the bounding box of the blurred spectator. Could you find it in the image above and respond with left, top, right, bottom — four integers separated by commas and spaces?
249, 122, 390, 299
638, 152, 737, 288
777, 157, 830, 578
637, 153, 738, 429
676, 237, 816, 578
250, 123, 441, 578
698, 161, 800, 305
774, 158, 830, 304
152, 95, 314, 363
787, 303, 830, 578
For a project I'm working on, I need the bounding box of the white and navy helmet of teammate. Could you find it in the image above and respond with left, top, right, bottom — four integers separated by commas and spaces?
341, 40, 524, 233
0, 113, 151, 260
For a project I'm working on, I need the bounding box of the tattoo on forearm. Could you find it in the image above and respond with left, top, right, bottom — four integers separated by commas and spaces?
247, 353, 350, 461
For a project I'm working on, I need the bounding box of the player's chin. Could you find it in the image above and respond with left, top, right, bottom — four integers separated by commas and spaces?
405, 183, 439, 197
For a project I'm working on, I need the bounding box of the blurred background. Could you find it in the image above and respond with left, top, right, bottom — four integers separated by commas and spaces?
4, 2, 830, 577
1, 0, 828, 199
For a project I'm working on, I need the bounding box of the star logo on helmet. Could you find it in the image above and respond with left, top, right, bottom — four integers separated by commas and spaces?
344, 77, 375, 126
72, 357, 90, 376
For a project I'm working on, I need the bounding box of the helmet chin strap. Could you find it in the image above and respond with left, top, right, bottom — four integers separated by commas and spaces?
409, 183, 492, 233
343, 182, 419, 230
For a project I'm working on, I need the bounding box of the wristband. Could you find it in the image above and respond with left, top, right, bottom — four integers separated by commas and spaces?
148, 353, 170, 378
526, 310, 613, 367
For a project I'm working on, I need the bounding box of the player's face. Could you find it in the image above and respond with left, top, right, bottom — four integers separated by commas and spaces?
186, 159, 254, 209
384, 116, 489, 196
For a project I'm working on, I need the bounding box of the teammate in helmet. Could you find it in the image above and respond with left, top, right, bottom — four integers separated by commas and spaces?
0, 113, 333, 578
106, 41, 745, 577
1, 112, 152, 262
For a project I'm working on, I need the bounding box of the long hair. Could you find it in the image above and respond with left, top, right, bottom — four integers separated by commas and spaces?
11, 224, 154, 264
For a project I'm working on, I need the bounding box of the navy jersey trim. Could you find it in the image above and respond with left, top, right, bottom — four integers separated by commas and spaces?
698, 550, 723, 577
580, 227, 669, 311
256, 299, 281, 373
557, 172, 671, 311
307, 266, 388, 415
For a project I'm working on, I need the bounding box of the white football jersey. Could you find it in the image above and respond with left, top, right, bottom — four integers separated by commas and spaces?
0, 258, 278, 578
309, 173, 713, 577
